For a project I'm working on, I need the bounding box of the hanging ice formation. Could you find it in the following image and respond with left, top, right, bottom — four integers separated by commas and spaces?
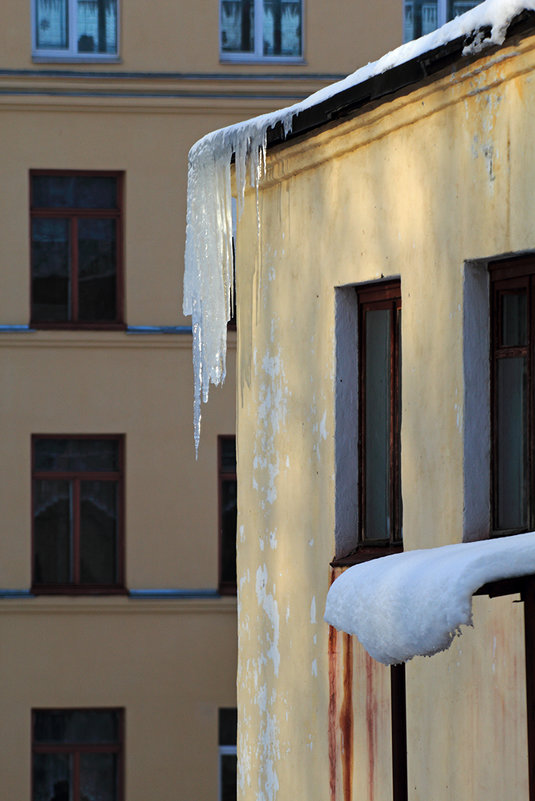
183, 0, 534, 451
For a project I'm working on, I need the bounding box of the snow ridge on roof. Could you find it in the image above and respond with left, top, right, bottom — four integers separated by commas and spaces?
324, 532, 535, 665
183, 0, 535, 448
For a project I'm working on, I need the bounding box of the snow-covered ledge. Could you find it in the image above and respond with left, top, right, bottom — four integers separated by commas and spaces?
324, 532, 535, 665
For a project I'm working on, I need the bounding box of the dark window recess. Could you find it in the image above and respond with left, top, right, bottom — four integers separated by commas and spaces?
32, 436, 125, 594
219, 436, 237, 595
219, 708, 237, 801
32, 709, 123, 801
358, 282, 402, 548
490, 257, 535, 535
30, 172, 123, 328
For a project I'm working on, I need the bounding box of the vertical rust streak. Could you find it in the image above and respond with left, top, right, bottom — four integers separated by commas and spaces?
328, 623, 339, 801
340, 632, 354, 801
365, 651, 377, 801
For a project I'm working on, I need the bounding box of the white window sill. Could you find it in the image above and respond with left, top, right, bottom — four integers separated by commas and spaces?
220, 54, 305, 65
32, 54, 121, 64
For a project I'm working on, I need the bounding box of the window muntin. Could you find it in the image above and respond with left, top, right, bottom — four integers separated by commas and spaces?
220, 0, 302, 61
490, 259, 535, 535
30, 172, 123, 328
33, 0, 118, 59
403, 0, 482, 41
218, 436, 237, 595
32, 435, 125, 594
33, 709, 123, 801
358, 282, 402, 547
219, 708, 237, 801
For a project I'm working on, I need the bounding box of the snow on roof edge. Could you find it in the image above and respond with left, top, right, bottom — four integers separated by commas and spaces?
324, 532, 535, 665
183, 0, 535, 450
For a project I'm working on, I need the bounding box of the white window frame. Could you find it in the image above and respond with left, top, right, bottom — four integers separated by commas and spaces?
31, 0, 120, 62
219, 0, 304, 64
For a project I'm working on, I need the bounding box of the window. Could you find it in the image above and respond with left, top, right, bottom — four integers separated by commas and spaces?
30, 171, 123, 328
490, 257, 535, 536
358, 282, 402, 550
33, 0, 118, 59
218, 436, 237, 595
32, 709, 123, 801
219, 708, 237, 801
220, 0, 302, 61
403, 0, 482, 41
32, 436, 125, 594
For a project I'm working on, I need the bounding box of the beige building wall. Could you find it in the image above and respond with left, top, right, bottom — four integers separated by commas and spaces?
0, 0, 409, 799
234, 28, 535, 801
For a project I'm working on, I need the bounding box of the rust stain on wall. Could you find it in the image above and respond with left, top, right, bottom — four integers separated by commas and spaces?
328, 622, 338, 801
340, 632, 354, 801
365, 651, 377, 801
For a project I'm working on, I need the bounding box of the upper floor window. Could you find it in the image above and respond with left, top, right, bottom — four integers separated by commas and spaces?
30, 171, 124, 329
32, 435, 125, 594
358, 281, 402, 549
33, 709, 124, 801
403, 0, 482, 41
220, 0, 303, 61
490, 257, 535, 536
33, 0, 119, 60
218, 436, 237, 595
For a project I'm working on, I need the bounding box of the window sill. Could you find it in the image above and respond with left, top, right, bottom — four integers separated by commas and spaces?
32, 54, 121, 64
31, 585, 128, 596
331, 543, 403, 567
219, 55, 305, 65
30, 321, 126, 331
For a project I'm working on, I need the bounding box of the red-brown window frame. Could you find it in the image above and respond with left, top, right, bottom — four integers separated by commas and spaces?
31, 434, 126, 595
32, 708, 124, 801
218, 435, 237, 596
490, 256, 535, 536
30, 170, 125, 330
358, 281, 402, 556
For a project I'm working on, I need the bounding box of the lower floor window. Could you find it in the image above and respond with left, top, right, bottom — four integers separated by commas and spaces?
219, 708, 237, 801
32, 709, 123, 801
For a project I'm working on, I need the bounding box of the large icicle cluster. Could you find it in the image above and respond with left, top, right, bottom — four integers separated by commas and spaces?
183, 0, 535, 448
325, 532, 535, 665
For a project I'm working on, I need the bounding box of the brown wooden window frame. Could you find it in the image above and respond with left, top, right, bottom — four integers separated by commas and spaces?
32, 708, 124, 801
31, 434, 126, 595
218, 435, 237, 596
30, 170, 125, 330
490, 256, 535, 537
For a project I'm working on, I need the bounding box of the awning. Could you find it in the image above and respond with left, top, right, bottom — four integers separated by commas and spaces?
324, 531, 535, 665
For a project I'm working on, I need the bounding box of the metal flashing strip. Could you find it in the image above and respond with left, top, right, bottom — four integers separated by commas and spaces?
0, 89, 307, 101
129, 589, 221, 599
0, 325, 35, 333
0, 590, 34, 598
126, 325, 192, 335
0, 68, 345, 81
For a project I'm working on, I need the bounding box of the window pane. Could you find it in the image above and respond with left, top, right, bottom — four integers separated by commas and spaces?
77, 0, 118, 54
80, 481, 118, 584
31, 218, 70, 322
34, 438, 119, 473
80, 753, 118, 801
448, 0, 481, 17
32, 176, 117, 210
501, 291, 527, 347
34, 480, 72, 584
33, 754, 72, 801
496, 356, 527, 530
221, 478, 237, 584
263, 0, 301, 56
35, 0, 68, 49
221, 753, 237, 801
221, 438, 236, 473
403, 1, 438, 40
34, 710, 119, 744
219, 708, 238, 746
78, 219, 117, 322
364, 309, 391, 540
221, 0, 254, 52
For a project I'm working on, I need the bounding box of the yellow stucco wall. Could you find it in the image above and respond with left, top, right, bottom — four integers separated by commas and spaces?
235, 30, 535, 801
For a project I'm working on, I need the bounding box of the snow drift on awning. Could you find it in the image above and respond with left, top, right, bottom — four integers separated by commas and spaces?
324, 532, 535, 665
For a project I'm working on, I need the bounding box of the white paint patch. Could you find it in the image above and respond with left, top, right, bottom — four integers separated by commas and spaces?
319, 411, 328, 440
269, 530, 278, 549
311, 659, 318, 677
310, 596, 317, 625
256, 564, 281, 676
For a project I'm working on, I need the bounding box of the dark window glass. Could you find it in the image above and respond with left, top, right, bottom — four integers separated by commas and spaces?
262, 0, 301, 56
34, 0, 118, 56
491, 264, 535, 535
220, 0, 301, 57
219, 709, 237, 801
33, 710, 122, 801
219, 437, 237, 594
221, 0, 254, 52
403, 0, 481, 41
358, 283, 402, 546
32, 437, 123, 593
30, 172, 122, 327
